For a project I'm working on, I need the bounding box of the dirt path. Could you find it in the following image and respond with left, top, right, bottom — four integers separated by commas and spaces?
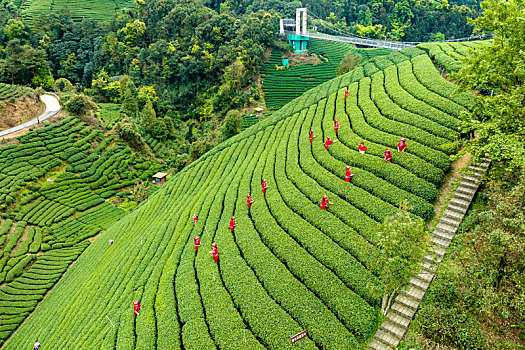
428, 152, 472, 230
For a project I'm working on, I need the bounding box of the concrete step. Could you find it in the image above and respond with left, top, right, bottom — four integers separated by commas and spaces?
447, 202, 468, 215
459, 181, 479, 191
397, 294, 420, 311
386, 312, 411, 329
463, 174, 481, 183
417, 271, 435, 283
467, 165, 485, 175
432, 245, 446, 258
410, 275, 431, 291
424, 254, 442, 265
479, 161, 490, 169
375, 329, 401, 348
447, 202, 468, 214
421, 261, 437, 273
439, 215, 460, 228
391, 302, 417, 319
381, 320, 406, 339
456, 186, 477, 197
454, 191, 473, 202
402, 285, 426, 301
443, 209, 464, 221
369, 338, 392, 350
433, 228, 454, 241
449, 197, 471, 210
432, 235, 451, 248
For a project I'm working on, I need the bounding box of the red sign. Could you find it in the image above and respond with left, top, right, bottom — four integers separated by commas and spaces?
291, 330, 307, 344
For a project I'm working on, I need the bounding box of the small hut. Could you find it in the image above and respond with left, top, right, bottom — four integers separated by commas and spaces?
152, 172, 168, 185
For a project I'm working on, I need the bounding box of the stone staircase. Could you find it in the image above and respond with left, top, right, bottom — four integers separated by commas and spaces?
368, 160, 490, 350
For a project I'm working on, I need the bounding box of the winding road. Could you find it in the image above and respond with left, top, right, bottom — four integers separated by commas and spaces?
0, 94, 61, 138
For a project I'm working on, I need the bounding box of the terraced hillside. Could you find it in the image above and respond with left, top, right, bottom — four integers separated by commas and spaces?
1, 44, 478, 349
0, 118, 163, 344
13, 0, 134, 22
262, 38, 392, 110
418, 40, 492, 72
0, 83, 33, 103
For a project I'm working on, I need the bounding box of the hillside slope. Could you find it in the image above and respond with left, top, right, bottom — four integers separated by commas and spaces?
15, 0, 134, 22
3, 48, 477, 349
262, 38, 392, 110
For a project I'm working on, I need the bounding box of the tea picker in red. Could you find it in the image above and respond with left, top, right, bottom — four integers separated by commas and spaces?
228, 216, 237, 231
262, 179, 268, 194
193, 213, 198, 225
358, 141, 367, 154
324, 137, 336, 150
319, 195, 333, 210
246, 194, 254, 208
334, 119, 340, 135
345, 90, 349, 100
133, 300, 142, 315
384, 149, 392, 162
210, 243, 219, 263
397, 137, 406, 152
309, 130, 315, 144
194, 236, 201, 251
345, 166, 354, 182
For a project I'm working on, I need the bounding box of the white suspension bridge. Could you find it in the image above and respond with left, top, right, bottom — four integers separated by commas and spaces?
280, 8, 490, 51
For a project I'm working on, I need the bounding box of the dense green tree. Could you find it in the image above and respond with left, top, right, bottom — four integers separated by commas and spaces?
141, 99, 156, 129
64, 93, 95, 115
221, 109, 242, 140
3, 19, 25, 40
453, 0, 525, 171
336, 50, 362, 75
120, 76, 139, 119
0, 39, 52, 88
374, 201, 431, 315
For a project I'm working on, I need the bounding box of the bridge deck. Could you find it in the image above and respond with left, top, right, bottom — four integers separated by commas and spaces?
283, 30, 416, 50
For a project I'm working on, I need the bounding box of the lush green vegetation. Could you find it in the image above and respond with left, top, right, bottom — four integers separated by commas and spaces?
96, 103, 122, 129
0, 44, 477, 348
418, 40, 492, 73
0, 116, 167, 343
213, 0, 482, 42
402, 174, 525, 349
401, 1, 525, 347
261, 38, 391, 110
18, 0, 135, 22
0, 82, 32, 102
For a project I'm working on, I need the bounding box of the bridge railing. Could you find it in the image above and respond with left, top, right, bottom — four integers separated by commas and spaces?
281, 30, 416, 50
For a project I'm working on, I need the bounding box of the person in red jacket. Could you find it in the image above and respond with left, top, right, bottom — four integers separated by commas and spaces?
358, 141, 367, 154
210, 243, 219, 263
194, 236, 201, 251
247, 194, 254, 208
133, 300, 142, 316
319, 195, 333, 210
262, 179, 268, 194
324, 137, 336, 150
309, 129, 315, 144
334, 119, 340, 135
397, 137, 406, 152
384, 149, 392, 162
345, 90, 349, 100
228, 216, 237, 231
193, 213, 198, 225
345, 166, 354, 182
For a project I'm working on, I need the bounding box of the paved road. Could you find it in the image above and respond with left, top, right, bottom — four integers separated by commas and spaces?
0, 94, 61, 138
